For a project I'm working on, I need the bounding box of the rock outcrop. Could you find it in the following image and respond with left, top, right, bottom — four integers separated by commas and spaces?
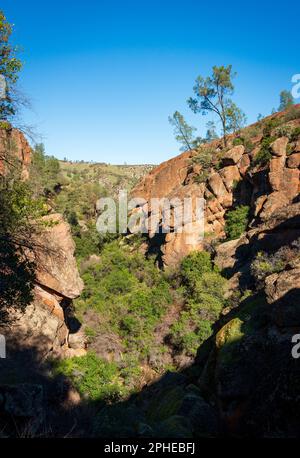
131, 111, 300, 267
116, 110, 300, 437
0, 130, 85, 359
10, 213, 86, 358
0, 127, 31, 179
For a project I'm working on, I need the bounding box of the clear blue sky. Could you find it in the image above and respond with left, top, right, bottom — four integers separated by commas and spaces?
2, 0, 299, 164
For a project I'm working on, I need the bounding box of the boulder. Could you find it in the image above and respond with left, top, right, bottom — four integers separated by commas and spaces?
268, 160, 284, 192
270, 137, 289, 157
214, 236, 249, 271
208, 172, 228, 198
219, 165, 241, 192
221, 145, 245, 165
31, 214, 84, 299
287, 152, 300, 168
0, 128, 31, 179
238, 154, 250, 176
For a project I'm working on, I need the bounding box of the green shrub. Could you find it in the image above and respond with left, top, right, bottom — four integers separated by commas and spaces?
225, 205, 250, 240
274, 124, 293, 139
76, 241, 172, 360
194, 169, 210, 183
254, 136, 275, 166
232, 136, 254, 153
291, 126, 300, 142
283, 105, 300, 122
232, 137, 243, 146
170, 251, 227, 356
262, 118, 281, 137
180, 251, 213, 292
192, 146, 215, 183
29, 144, 62, 197
52, 352, 124, 401
250, 241, 300, 287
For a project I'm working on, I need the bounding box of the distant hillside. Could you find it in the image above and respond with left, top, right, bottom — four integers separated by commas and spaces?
59, 160, 154, 198
52, 161, 154, 226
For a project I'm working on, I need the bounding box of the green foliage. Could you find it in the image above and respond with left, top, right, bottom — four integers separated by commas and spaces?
192, 145, 216, 183
224, 205, 250, 240
0, 159, 46, 318
169, 111, 197, 151
262, 118, 281, 137
254, 139, 273, 166
0, 10, 22, 120
180, 251, 213, 291
232, 137, 243, 146
170, 251, 227, 356
290, 126, 300, 142
0, 238, 35, 320
54, 162, 112, 225
72, 224, 118, 261
193, 169, 210, 184
232, 135, 254, 153
278, 90, 294, 111
187, 65, 244, 146
52, 352, 124, 402
274, 124, 293, 139
76, 241, 172, 359
251, 251, 285, 287
29, 143, 62, 197
283, 105, 300, 122
251, 239, 300, 288
225, 101, 247, 134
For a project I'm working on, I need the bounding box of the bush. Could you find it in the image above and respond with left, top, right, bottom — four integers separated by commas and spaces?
254, 137, 275, 166
170, 251, 227, 356
52, 352, 124, 402
192, 146, 215, 183
225, 205, 250, 240
291, 127, 300, 142
232, 136, 254, 153
76, 241, 172, 360
194, 169, 209, 184
274, 124, 293, 139
262, 118, 281, 137
29, 144, 62, 197
232, 137, 243, 146
251, 240, 300, 287
283, 105, 300, 122
180, 251, 213, 292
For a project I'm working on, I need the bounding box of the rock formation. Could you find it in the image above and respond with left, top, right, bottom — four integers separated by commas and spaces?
0, 130, 85, 359
0, 127, 31, 179
131, 111, 300, 267
119, 108, 300, 437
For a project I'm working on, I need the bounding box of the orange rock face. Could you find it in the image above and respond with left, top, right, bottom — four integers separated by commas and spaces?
0, 128, 85, 358
131, 130, 300, 266
0, 127, 32, 179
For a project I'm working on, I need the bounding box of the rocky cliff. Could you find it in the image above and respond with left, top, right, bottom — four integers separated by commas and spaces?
118, 107, 300, 437
0, 126, 32, 179
0, 129, 85, 360
131, 108, 300, 267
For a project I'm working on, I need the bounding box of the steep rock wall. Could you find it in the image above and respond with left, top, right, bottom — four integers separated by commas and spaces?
131, 115, 300, 267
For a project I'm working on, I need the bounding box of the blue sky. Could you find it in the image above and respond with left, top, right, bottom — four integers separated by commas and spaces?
2, 0, 299, 164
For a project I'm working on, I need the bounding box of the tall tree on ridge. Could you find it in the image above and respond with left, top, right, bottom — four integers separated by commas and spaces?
187, 65, 245, 147
278, 90, 294, 111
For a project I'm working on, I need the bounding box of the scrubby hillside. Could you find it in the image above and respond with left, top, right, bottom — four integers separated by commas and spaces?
1, 105, 300, 438
78, 104, 300, 438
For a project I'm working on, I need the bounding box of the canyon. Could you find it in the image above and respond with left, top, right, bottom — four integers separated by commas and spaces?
1, 106, 300, 437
